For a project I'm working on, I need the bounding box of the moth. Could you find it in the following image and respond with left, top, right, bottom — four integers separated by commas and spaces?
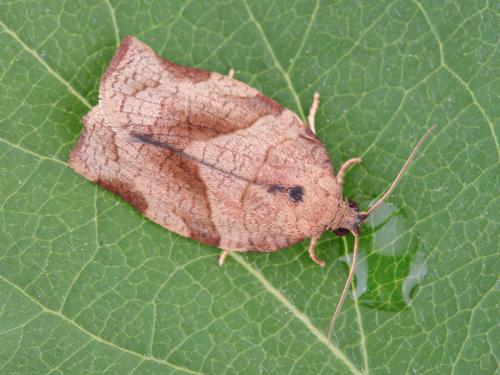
69, 36, 433, 337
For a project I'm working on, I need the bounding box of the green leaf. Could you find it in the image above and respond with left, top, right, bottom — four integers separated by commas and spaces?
0, 1, 498, 374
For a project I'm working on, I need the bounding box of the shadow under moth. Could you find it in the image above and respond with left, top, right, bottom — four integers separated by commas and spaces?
69, 36, 433, 338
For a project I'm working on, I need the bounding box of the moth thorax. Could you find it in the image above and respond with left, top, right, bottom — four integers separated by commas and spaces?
329, 199, 362, 236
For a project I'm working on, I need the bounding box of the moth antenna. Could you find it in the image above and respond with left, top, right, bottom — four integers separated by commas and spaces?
327, 230, 359, 340
361, 125, 435, 217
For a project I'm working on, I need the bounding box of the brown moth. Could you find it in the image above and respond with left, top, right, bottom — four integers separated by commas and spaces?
69, 36, 433, 338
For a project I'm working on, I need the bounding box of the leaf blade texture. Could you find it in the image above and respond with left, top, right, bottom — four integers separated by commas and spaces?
0, 1, 498, 374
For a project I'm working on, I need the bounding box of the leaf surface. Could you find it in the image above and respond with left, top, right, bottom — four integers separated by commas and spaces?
0, 1, 498, 374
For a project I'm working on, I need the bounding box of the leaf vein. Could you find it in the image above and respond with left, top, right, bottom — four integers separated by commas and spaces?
105, 0, 121, 47
242, 0, 305, 119
0, 18, 92, 109
342, 237, 369, 375
230, 253, 363, 375
0, 274, 203, 375
412, 0, 499, 160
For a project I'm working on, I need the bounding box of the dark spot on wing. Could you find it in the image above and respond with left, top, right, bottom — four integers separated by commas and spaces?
267, 184, 304, 203
288, 185, 304, 202
267, 184, 286, 193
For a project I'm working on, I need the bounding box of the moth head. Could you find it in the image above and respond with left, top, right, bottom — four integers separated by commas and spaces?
331, 200, 367, 236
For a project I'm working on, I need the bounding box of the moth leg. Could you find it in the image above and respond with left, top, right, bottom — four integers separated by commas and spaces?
307, 92, 320, 134
228, 68, 235, 79
308, 236, 325, 267
336, 158, 362, 187
218, 250, 230, 266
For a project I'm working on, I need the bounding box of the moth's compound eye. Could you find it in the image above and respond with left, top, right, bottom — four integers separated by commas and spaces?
333, 228, 349, 237
288, 186, 304, 202
348, 200, 359, 212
